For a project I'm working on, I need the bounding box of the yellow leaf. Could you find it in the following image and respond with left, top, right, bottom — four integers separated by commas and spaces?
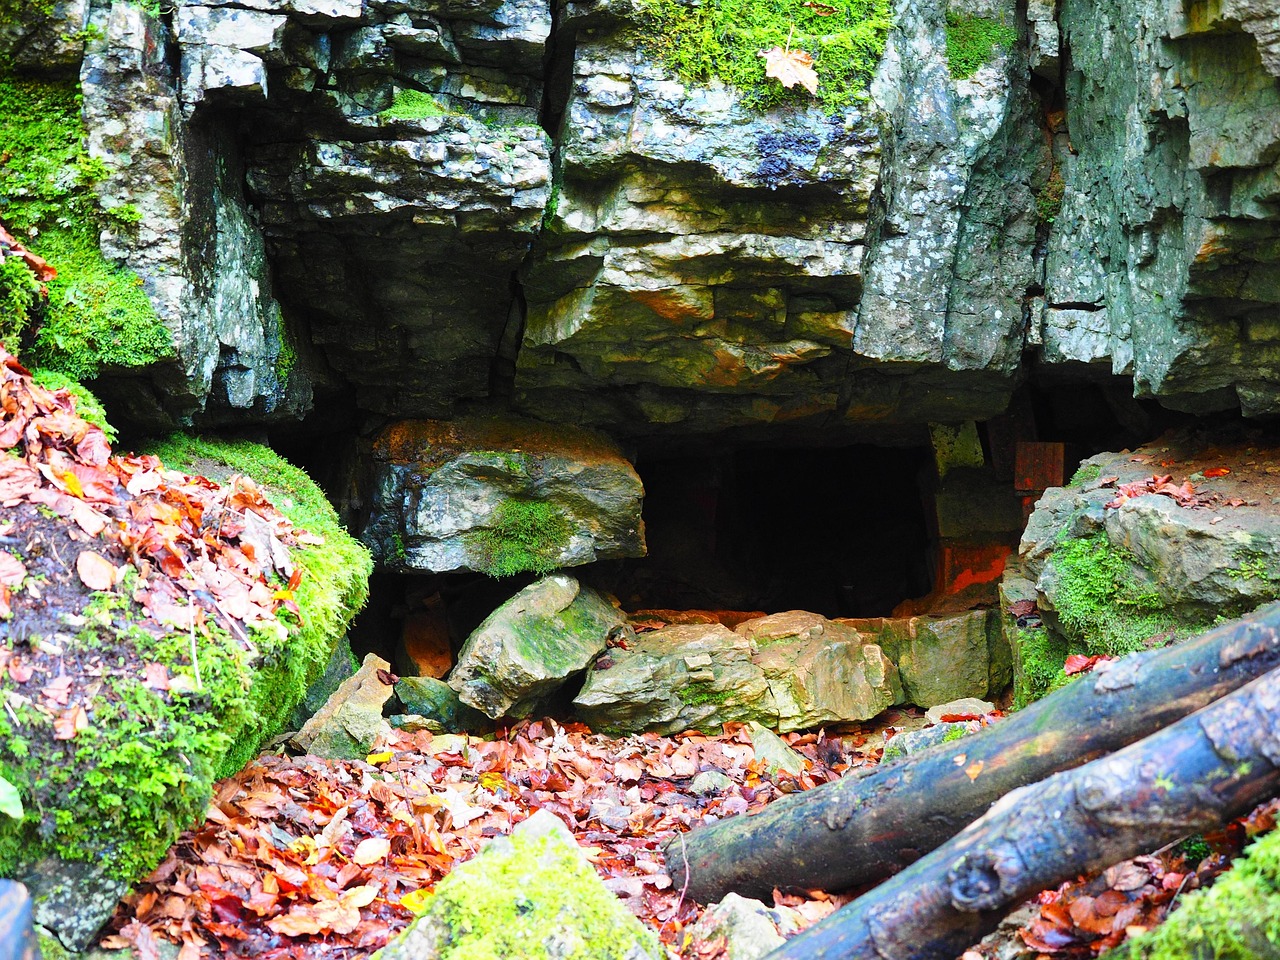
60, 470, 84, 498
272, 589, 295, 601
479, 771, 509, 792
400, 888, 432, 914
366, 750, 394, 765
760, 45, 819, 95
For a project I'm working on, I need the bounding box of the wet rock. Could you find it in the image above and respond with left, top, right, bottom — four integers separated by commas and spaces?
356, 417, 645, 575
20, 857, 125, 955
291, 653, 395, 759
449, 575, 627, 718
394, 676, 490, 733
687, 893, 802, 960
0, 0, 88, 71
378, 809, 661, 960
0, 883, 35, 960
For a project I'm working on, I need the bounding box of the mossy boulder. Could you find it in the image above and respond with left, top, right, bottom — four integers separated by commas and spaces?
355, 418, 645, 577
2, 435, 370, 951
448, 575, 627, 719
376, 809, 661, 960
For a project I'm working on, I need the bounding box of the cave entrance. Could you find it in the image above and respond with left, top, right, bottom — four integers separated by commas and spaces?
616, 446, 939, 619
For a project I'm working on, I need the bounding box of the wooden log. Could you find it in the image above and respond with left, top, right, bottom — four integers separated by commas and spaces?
664, 602, 1280, 902
765, 668, 1280, 959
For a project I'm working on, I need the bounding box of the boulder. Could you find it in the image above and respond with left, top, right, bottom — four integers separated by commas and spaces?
1005, 429, 1280, 703
575, 614, 903, 735
848, 610, 1005, 707
687, 893, 802, 960
449, 576, 627, 718
290, 654, 395, 760
377, 809, 661, 960
394, 676, 490, 733
574, 624, 775, 735
738, 612, 904, 731
357, 417, 645, 575
745, 723, 806, 777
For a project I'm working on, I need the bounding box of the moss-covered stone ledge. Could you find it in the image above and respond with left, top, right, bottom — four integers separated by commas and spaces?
2, 435, 370, 953
1002, 430, 1280, 706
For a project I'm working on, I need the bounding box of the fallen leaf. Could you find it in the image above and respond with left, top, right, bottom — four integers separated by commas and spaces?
760, 45, 819, 95
53, 705, 89, 741
352, 836, 391, 865
142, 663, 170, 691
1203, 467, 1230, 478
41, 674, 74, 706
965, 760, 984, 781
0, 550, 25, 586
77, 551, 117, 591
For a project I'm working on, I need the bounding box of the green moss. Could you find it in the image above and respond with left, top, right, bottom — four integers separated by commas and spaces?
681, 680, 733, 707
0, 255, 40, 349
636, 0, 891, 111
944, 11, 1017, 80
0, 77, 173, 381
466, 499, 572, 579
1067, 462, 1101, 488
1111, 828, 1280, 959
385, 821, 662, 960
1011, 625, 1072, 708
1049, 534, 1189, 657
942, 724, 969, 742
143, 435, 373, 775
382, 89, 453, 121
30, 368, 117, 441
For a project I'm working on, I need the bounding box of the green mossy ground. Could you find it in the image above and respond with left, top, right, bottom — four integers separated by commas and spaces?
944, 11, 1017, 79
0, 438, 371, 883
1112, 828, 1280, 959
636, 0, 892, 111
381, 89, 453, 121
0, 77, 173, 381
467, 499, 572, 578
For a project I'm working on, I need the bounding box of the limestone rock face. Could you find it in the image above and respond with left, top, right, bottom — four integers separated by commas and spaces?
291, 653, 395, 759
449, 575, 628, 718
1037, 0, 1280, 415
378, 809, 661, 960
355, 417, 645, 574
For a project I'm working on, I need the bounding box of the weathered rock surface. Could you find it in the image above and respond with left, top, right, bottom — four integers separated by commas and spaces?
687, 893, 802, 960
1038, 0, 1280, 415
1004, 429, 1280, 702
394, 675, 490, 733
378, 809, 661, 960
291, 653, 395, 759
844, 609, 1009, 707
574, 614, 902, 734
355, 417, 645, 574
449, 575, 627, 718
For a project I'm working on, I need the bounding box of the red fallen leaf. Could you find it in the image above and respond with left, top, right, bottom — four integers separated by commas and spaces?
938, 713, 982, 723
0, 550, 25, 586
8, 657, 33, 683
1203, 467, 1231, 478
1064, 654, 1102, 675
41, 674, 73, 706
1007, 599, 1037, 618
77, 550, 117, 591
376, 668, 398, 686
53, 704, 89, 740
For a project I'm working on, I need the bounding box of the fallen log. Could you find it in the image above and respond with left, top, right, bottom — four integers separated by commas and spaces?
765, 667, 1280, 959
665, 602, 1280, 902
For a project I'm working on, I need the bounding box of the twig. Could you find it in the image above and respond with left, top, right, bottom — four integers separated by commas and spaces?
190, 609, 202, 691
673, 829, 692, 916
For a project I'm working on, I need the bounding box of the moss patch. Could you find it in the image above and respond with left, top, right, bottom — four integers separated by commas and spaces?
1048, 534, 1195, 657
381, 88, 453, 121
1067, 462, 1101, 488
466, 499, 572, 579
636, 0, 892, 111
944, 11, 1017, 80
682, 680, 734, 707
1112, 828, 1280, 959
1011, 625, 1075, 708
0, 76, 173, 379
144, 435, 373, 775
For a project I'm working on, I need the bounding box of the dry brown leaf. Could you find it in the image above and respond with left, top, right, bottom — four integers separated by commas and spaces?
53, 704, 89, 741
760, 45, 819, 95
76, 550, 117, 591
353, 836, 391, 865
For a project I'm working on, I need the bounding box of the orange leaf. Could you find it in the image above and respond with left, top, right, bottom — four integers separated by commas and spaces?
1203, 467, 1230, 478
760, 45, 819, 95
77, 551, 116, 591
53, 704, 89, 740
965, 760, 984, 781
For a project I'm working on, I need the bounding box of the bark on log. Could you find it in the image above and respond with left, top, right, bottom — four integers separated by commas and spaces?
665, 603, 1280, 902
765, 668, 1280, 960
